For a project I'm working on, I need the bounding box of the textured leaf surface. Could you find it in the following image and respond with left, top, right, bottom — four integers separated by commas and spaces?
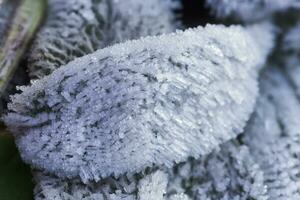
28, 0, 179, 79
5, 24, 271, 182
0, 127, 34, 200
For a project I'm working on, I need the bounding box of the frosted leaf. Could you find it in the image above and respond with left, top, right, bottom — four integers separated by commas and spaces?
32, 141, 266, 200
33, 169, 167, 200
166, 141, 268, 200
103, 0, 180, 45
206, 0, 300, 21
5, 25, 269, 182
28, 0, 102, 78
34, 170, 141, 200
28, 0, 179, 79
243, 67, 300, 199
34, 173, 107, 200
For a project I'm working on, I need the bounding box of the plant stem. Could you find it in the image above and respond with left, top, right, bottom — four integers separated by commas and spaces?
0, 0, 47, 95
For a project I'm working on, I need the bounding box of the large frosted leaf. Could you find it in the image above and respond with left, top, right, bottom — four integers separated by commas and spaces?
243, 67, 300, 199
5, 24, 271, 182
32, 140, 267, 200
205, 0, 300, 21
28, 0, 179, 79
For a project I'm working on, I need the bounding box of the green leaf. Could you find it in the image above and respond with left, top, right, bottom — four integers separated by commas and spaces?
0, 128, 34, 200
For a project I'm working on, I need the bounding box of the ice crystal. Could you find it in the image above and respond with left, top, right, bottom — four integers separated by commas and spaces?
28, 0, 179, 79
5, 24, 271, 182
243, 67, 300, 199
206, 0, 300, 21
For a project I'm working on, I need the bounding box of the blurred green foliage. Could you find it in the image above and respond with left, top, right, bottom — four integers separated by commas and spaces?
0, 128, 34, 200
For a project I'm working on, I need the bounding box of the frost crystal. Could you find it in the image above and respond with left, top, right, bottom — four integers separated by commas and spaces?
5, 25, 270, 182
206, 0, 300, 21
243, 67, 300, 199
28, 0, 179, 79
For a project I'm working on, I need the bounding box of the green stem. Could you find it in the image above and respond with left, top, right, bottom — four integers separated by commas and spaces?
0, 0, 47, 94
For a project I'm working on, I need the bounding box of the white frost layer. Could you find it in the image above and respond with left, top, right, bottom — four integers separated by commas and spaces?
243, 67, 300, 200
28, 0, 179, 79
206, 0, 300, 21
6, 25, 269, 182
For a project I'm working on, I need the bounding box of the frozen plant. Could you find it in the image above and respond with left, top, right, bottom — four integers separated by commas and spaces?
243, 67, 300, 199
28, 0, 180, 79
206, 0, 300, 21
5, 24, 272, 183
